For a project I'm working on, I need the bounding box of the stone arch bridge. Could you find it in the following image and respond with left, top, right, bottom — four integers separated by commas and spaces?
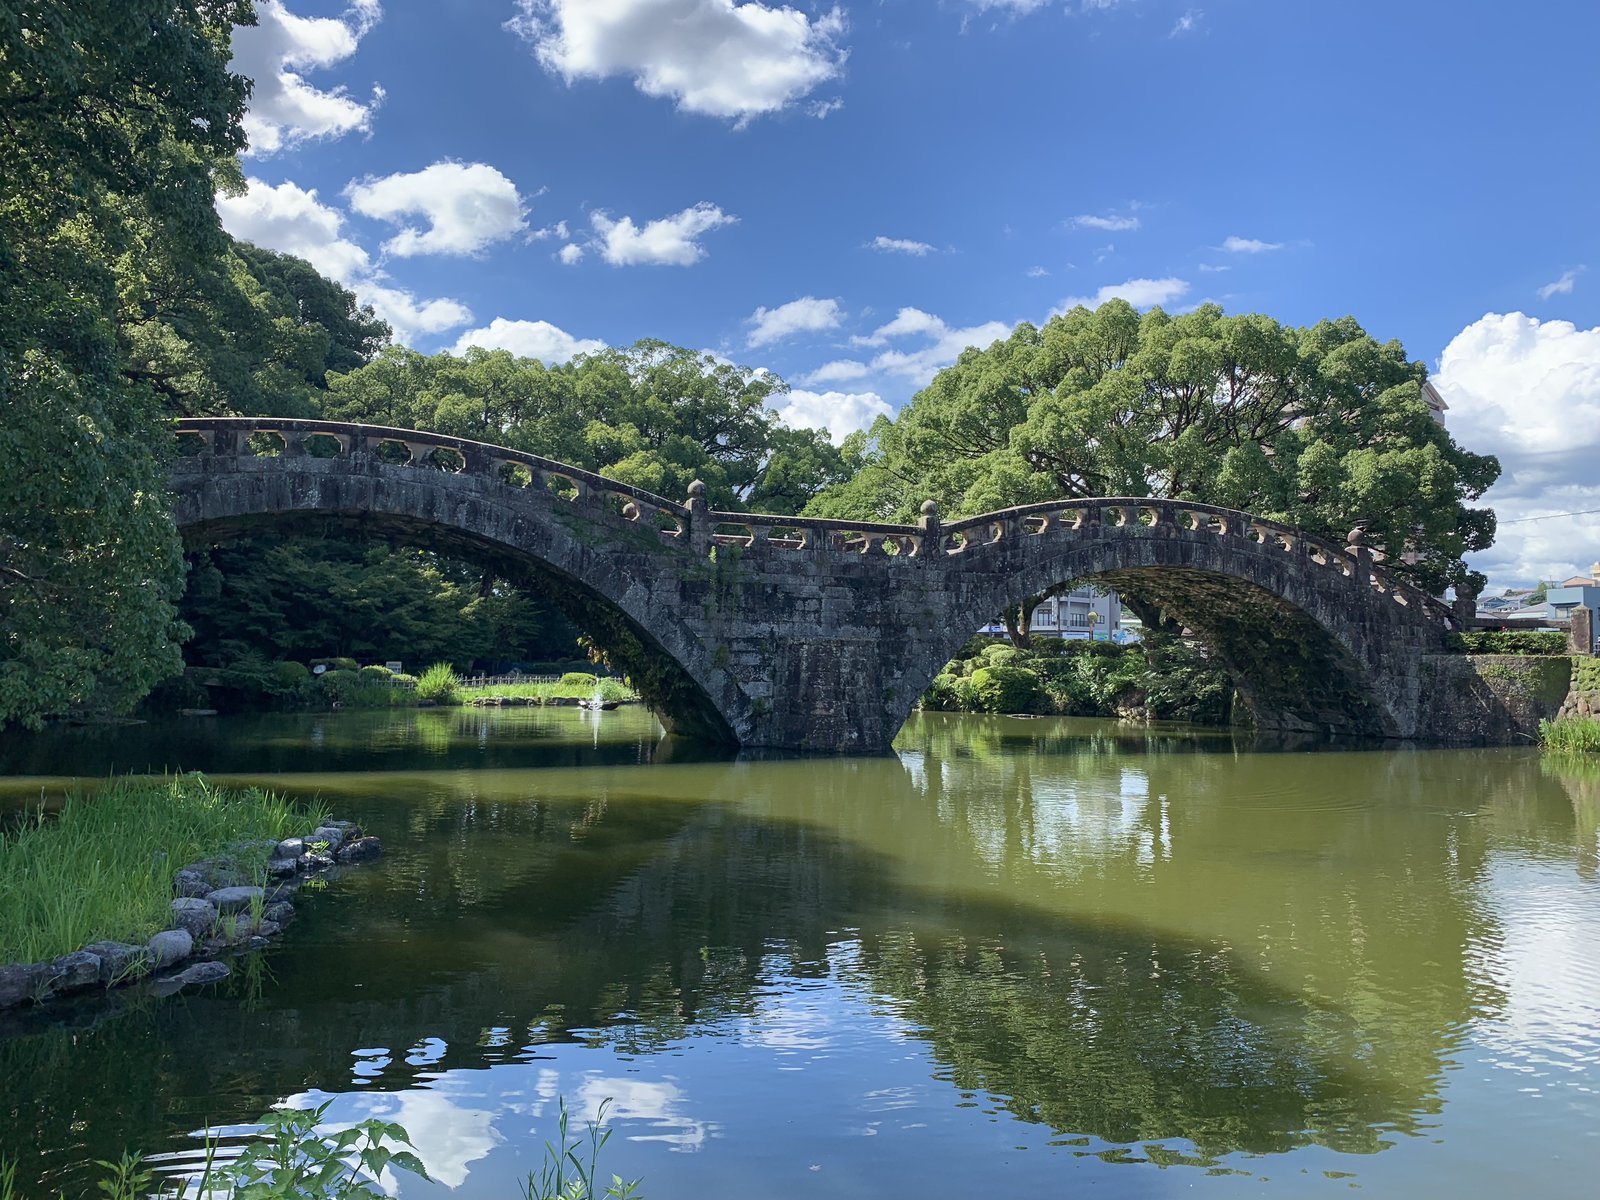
170, 418, 1462, 752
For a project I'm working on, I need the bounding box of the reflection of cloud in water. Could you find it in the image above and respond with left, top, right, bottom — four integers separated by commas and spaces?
575, 1075, 716, 1151
512, 1067, 717, 1153
283, 1077, 500, 1190
739, 983, 835, 1053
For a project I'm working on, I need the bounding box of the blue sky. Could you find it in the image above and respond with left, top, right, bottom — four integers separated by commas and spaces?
218, 0, 1600, 587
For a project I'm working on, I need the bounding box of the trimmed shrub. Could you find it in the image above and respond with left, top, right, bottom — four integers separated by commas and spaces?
982, 644, 1021, 666
316, 668, 361, 703
1574, 658, 1600, 692
311, 656, 359, 672
969, 665, 1044, 713
558, 672, 599, 689
271, 661, 310, 690
358, 664, 394, 683
1447, 631, 1568, 655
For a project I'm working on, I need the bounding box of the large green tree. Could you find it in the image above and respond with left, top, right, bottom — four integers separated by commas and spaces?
811, 301, 1500, 608
0, 0, 254, 725
324, 340, 848, 514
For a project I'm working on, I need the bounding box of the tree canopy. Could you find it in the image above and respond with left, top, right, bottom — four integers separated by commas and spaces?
809, 301, 1499, 597
0, 0, 255, 726
323, 339, 848, 514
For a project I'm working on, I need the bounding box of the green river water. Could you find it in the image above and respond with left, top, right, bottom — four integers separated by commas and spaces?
0, 707, 1597, 1197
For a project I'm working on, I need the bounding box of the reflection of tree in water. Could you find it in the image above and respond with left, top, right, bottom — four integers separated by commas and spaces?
854, 924, 1404, 1160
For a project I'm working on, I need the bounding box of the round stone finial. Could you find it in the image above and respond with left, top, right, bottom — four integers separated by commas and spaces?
1346, 526, 1366, 548
921, 499, 940, 518
687, 479, 707, 500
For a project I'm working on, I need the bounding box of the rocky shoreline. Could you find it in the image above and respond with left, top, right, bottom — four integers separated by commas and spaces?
0, 818, 381, 1011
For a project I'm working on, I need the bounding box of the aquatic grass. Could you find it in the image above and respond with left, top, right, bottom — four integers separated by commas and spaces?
1539, 717, 1600, 752
416, 662, 461, 704
0, 776, 326, 964
522, 1098, 641, 1200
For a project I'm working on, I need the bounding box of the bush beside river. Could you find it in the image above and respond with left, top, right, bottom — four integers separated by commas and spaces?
921, 636, 1235, 725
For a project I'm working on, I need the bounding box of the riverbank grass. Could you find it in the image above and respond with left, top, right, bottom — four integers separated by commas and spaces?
0, 777, 324, 964
1539, 717, 1600, 752
461, 674, 637, 705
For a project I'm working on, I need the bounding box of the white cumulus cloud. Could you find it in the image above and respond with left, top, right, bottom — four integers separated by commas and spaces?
450, 318, 605, 363
345, 162, 528, 257
232, 1, 383, 155
778, 389, 892, 444
590, 203, 736, 266
557, 242, 585, 265
1222, 235, 1283, 253
799, 359, 872, 386
870, 236, 936, 256
851, 308, 1013, 384
1432, 312, 1600, 589
216, 177, 471, 340
506, 0, 846, 123
746, 296, 843, 347
1056, 276, 1190, 312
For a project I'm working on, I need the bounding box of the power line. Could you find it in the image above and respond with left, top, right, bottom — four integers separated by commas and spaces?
1501, 507, 1600, 525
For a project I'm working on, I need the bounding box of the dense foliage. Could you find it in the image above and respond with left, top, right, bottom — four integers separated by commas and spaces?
323, 340, 848, 512
923, 636, 1234, 725
182, 537, 572, 671
0, 1, 252, 726
811, 302, 1500, 601
1446, 631, 1570, 655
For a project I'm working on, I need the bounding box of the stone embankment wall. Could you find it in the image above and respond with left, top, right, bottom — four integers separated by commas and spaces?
0, 820, 381, 1013
1553, 657, 1600, 723
1414, 655, 1577, 744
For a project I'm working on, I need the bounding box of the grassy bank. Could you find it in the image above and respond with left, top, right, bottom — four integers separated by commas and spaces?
460, 675, 637, 704
1540, 717, 1600, 752
0, 777, 325, 964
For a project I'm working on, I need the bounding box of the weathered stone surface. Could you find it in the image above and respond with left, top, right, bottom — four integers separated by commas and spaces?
307, 825, 348, 853
205, 886, 264, 913
1412, 655, 1573, 744
0, 962, 54, 1008
267, 856, 299, 878
166, 961, 230, 991
147, 929, 194, 969
298, 850, 335, 872
274, 836, 305, 859
171, 417, 1488, 749
82, 941, 150, 985
336, 836, 383, 863
173, 866, 212, 898
262, 901, 296, 924
49, 950, 103, 994
170, 898, 220, 940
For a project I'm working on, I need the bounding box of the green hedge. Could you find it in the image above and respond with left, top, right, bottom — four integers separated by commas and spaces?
1447, 631, 1569, 655
1574, 658, 1600, 692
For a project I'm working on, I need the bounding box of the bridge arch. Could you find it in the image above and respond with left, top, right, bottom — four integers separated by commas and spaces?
170, 418, 753, 743
885, 500, 1455, 739
170, 422, 1457, 751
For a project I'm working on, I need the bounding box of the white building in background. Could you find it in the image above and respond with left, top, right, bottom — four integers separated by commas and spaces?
980, 586, 1125, 641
